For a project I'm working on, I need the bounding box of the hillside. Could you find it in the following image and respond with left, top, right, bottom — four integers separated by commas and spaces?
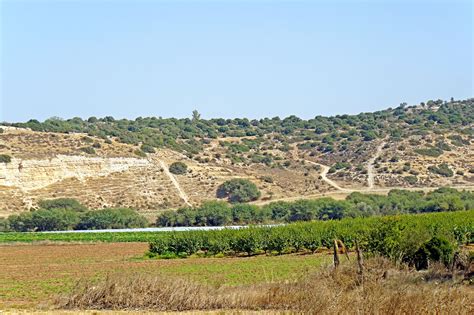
0, 98, 473, 217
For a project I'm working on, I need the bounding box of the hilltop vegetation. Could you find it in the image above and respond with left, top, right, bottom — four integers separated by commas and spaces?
6, 99, 473, 163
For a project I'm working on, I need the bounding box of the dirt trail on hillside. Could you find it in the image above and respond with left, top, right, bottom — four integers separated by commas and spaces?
277, 140, 474, 206
158, 159, 192, 207
304, 160, 352, 192
298, 139, 386, 193
367, 140, 385, 189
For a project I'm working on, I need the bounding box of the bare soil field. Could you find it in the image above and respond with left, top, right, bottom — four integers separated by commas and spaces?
0, 242, 329, 311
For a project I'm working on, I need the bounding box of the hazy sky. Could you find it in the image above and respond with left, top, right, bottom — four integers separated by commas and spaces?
1, 0, 472, 122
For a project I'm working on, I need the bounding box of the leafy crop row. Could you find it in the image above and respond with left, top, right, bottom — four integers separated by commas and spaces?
149, 210, 474, 262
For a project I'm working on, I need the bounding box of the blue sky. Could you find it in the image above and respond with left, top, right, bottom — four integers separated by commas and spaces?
0, 0, 472, 122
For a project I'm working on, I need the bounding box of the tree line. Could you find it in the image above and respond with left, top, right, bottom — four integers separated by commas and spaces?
1, 187, 472, 232
0, 198, 147, 232
156, 188, 474, 227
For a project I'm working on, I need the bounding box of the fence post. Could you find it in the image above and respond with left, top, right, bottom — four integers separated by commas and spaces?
333, 239, 340, 269
355, 239, 364, 277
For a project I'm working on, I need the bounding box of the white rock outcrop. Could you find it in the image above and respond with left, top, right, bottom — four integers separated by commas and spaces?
0, 155, 150, 191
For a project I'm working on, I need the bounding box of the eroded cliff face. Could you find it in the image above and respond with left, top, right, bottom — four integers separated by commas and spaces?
0, 155, 151, 191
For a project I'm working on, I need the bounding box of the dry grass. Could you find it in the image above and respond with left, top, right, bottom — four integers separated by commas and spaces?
59, 257, 474, 314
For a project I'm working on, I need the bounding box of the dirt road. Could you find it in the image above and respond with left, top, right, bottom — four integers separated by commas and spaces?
158, 159, 192, 207
367, 140, 385, 189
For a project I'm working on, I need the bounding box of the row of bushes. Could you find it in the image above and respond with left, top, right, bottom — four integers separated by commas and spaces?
0, 198, 147, 232
156, 188, 474, 226
149, 210, 473, 266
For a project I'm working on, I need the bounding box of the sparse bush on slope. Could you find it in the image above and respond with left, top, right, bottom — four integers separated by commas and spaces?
0, 154, 12, 163
169, 161, 188, 175
38, 198, 87, 212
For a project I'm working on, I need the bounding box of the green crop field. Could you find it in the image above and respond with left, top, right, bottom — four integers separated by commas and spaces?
2, 211, 472, 255
0, 231, 160, 243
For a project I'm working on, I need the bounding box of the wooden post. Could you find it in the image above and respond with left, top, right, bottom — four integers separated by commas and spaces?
355, 239, 364, 276
333, 239, 340, 269
337, 240, 350, 261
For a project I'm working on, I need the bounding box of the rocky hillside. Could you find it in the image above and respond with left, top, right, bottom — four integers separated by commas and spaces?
0, 98, 473, 217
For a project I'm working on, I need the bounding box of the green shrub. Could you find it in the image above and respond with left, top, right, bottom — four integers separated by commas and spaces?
169, 161, 188, 175
404, 175, 418, 185
428, 163, 454, 177
140, 144, 156, 153
217, 179, 261, 203
331, 162, 350, 172
0, 217, 10, 232
38, 198, 87, 212
0, 154, 12, 163
8, 209, 80, 232
411, 237, 454, 270
415, 147, 443, 157
134, 149, 147, 157
76, 208, 148, 230
82, 136, 94, 143
80, 147, 96, 155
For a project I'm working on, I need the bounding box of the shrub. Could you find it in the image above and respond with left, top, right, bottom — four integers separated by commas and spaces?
134, 150, 147, 157
196, 201, 232, 226
389, 156, 399, 162
38, 198, 87, 212
428, 163, 453, 177
82, 136, 94, 143
329, 162, 350, 173
217, 179, 261, 203
76, 208, 148, 230
0, 154, 12, 163
8, 209, 80, 232
31, 209, 80, 231
415, 147, 443, 157
140, 144, 156, 153
80, 147, 96, 155
412, 237, 454, 270
231, 204, 260, 224
404, 175, 417, 185
0, 217, 10, 232
169, 162, 188, 175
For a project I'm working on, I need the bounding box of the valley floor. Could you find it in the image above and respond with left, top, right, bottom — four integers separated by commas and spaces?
0, 242, 329, 311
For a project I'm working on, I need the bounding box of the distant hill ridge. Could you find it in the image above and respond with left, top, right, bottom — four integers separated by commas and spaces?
0, 98, 472, 217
